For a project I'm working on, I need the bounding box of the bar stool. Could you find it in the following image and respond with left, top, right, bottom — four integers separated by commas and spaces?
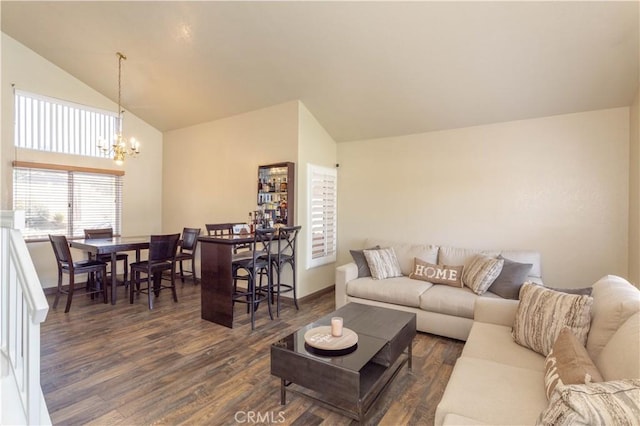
269, 225, 301, 316
231, 228, 276, 330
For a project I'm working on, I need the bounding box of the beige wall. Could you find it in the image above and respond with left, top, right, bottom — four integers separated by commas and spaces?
297, 102, 338, 296
630, 88, 640, 285
162, 101, 299, 277
337, 108, 630, 289
1, 33, 163, 288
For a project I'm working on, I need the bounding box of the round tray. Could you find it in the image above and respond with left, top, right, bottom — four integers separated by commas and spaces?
304, 326, 358, 350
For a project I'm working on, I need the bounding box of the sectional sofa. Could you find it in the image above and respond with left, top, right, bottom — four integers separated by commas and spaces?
334, 240, 640, 425
436, 274, 640, 425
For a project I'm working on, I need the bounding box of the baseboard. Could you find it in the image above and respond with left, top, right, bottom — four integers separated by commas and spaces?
297, 284, 335, 304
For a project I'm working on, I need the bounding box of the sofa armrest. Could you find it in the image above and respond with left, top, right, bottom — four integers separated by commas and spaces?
335, 262, 358, 308
474, 298, 519, 327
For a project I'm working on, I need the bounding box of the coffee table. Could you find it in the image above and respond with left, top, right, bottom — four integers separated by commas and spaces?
270, 303, 416, 422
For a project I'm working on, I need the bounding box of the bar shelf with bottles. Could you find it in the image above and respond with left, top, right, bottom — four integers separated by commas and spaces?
254, 162, 294, 228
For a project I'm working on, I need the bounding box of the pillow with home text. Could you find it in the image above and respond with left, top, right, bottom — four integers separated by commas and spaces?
409, 258, 463, 287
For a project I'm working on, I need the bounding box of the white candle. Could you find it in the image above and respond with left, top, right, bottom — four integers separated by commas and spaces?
331, 317, 343, 337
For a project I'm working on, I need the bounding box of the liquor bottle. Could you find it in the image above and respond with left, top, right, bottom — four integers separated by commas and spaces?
280, 177, 287, 192
248, 212, 254, 233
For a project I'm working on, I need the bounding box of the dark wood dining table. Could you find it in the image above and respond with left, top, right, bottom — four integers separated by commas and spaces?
197, 233, 256, 327
69, 236, 150, 305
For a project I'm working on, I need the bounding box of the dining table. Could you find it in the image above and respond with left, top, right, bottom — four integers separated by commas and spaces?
69, 236, 150, 305
197, 233, 256, 328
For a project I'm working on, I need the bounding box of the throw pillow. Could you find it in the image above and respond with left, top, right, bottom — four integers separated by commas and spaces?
544, 327, 603, 400
350, 245, 380, 278
537, 379, 640, 426
545, 286, 593, 296
487, 255, 533, 299
363, 247, 403, 280
462, 254, 504, 295
512, 283, 593, 356
409, 258, 463, 287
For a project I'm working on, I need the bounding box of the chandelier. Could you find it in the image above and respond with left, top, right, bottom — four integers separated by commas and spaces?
98, 52, 140, 165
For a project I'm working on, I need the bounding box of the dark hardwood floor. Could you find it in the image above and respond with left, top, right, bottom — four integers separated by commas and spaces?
40, 282, 464, 425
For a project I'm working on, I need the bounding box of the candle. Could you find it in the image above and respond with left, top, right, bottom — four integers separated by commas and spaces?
331, 317, 343, 337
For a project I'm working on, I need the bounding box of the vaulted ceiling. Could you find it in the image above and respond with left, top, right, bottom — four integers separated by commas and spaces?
1, 1, 638, 142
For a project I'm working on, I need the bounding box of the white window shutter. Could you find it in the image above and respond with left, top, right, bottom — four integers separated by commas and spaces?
307, 164, 337, 268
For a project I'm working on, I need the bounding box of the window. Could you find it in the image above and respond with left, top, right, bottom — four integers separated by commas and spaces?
13, 163, 123, 241
307, 164, 337, 268
14, 89, 116, 158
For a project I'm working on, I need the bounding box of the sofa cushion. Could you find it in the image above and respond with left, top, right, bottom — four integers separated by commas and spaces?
409, 258, 463, 287
512, 283, 593, 356
349, 245, 380, 278
544, 328, 603, 400
438, 246, 500, 268
346, 276, 432, 308
595, 312, 640, 381
365, 239, 438, 276
435, 357, 548, 426
363, 247, 403, 280
586, 275, 640, 361
462, 321, 546, 371
537, 379, 640, 426
488, 256, 533, 299
463, 254, 504, 295
419, 285, 498, 319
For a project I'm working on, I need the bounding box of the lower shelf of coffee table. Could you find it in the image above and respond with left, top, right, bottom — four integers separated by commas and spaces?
276, 353, 410, 422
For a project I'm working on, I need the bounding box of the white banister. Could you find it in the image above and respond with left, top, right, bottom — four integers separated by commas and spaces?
1, 210, 51, 425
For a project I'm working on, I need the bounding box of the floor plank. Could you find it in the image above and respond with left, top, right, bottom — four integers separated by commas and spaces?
41, 283, 464, 425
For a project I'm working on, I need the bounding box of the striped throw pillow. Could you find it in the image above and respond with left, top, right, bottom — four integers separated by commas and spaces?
512, 283, 593, 356
363, 247, 403, 280
537, 380, 640, 426
462, 254, 504, 295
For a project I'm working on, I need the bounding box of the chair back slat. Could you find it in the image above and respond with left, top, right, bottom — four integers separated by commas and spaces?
181, 227, 201, 252
205, 223, 233, 236
149, 234, 180, 262
277, 225, 301, 258
84, 228, 114, 239
49, 235, 73, 267
255, 228, 277, 263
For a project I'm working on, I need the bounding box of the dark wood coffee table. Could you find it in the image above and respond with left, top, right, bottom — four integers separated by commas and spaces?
271, 303, 416, 422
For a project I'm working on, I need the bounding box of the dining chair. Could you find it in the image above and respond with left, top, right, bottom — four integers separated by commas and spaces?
268, 225, 302, 316
205, 223, 233, 236
231, 228, 276, 330
175, 227, 201, 284
129, 233, 180, 310
84, 228, 128, 288
49, 234, 108, 313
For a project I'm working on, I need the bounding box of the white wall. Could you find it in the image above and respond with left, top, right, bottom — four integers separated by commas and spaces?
1, 33, 163, 288
162, 101, 299, 277
297, 102, 338, 296
630, 88, 640, 285
337, 108, 630, 289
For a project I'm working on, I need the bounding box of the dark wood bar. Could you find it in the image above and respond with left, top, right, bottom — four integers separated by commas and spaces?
198, 234, 254, 327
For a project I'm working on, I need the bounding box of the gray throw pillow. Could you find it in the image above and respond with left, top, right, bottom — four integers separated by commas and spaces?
350, 245, 380, 277
546, 286, 593, 296
488, 255, 533, 299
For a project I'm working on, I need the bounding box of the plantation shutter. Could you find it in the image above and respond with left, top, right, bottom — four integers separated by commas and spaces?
307, 164, 337, 268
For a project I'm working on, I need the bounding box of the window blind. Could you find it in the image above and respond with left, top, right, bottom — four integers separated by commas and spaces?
307, 164, 337, 268
13, 163, 123, 241
14, 89, 115, 158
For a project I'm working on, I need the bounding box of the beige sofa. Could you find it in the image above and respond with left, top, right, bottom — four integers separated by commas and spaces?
335, 239, 542, 340
435, 274, 640, 425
